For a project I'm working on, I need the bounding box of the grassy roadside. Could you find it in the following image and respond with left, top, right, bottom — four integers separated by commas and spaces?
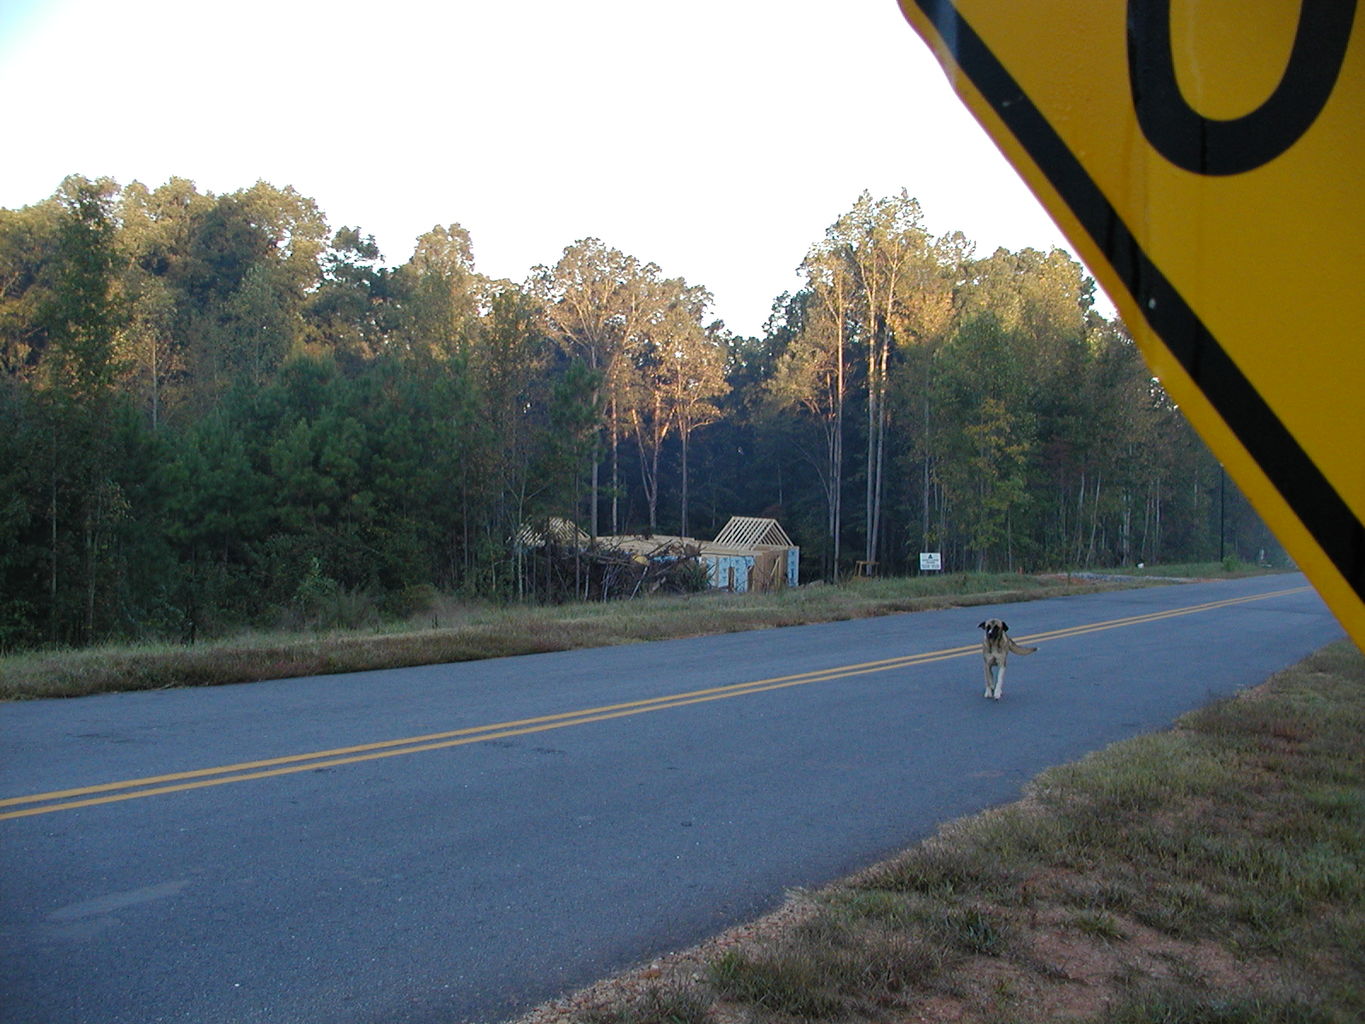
529, 640, 1362, 1024
0, 569, 1163, 701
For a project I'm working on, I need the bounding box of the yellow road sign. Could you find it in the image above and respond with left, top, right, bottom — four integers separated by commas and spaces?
896, 0, 1364, 648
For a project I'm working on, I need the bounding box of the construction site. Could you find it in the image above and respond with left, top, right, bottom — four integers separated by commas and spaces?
514, 517, 799, 602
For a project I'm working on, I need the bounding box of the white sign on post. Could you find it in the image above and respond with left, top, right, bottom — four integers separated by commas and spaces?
919, 552, 942, 572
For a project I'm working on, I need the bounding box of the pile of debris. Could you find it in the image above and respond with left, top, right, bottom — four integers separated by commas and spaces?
515, 526, 709, 603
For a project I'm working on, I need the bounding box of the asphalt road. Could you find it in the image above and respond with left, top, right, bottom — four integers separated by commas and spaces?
0, 574, 1344, 1023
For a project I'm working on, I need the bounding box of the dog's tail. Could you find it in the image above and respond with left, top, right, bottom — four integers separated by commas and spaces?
1007, 638, 1038, 656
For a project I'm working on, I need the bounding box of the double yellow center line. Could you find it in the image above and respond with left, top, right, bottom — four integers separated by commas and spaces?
0, 585, 1308, 821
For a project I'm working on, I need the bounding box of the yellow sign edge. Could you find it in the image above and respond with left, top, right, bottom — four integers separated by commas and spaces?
895, 0, 1364, 648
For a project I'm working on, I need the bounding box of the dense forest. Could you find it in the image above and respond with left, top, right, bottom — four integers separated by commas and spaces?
0, 175, 1281, 651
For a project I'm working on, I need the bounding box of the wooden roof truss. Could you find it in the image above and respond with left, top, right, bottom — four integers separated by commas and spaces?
712, 516, 793, 549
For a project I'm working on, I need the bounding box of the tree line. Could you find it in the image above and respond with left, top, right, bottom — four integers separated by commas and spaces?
0, 176, 1279, 650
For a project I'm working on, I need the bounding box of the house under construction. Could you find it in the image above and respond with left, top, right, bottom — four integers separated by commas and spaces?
605, 516, 799, 593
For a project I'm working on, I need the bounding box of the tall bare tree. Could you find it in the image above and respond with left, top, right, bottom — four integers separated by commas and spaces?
533, 239, 656, 536
654, 281, 725, 538
766, 241, 856, 579
827, 190, 936, 567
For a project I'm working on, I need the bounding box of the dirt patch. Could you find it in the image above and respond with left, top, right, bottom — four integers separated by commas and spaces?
510, 891, 1288, 1024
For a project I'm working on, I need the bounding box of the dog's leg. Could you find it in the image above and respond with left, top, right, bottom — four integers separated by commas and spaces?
983, 658, 995, 699
993, 662, 1005, 700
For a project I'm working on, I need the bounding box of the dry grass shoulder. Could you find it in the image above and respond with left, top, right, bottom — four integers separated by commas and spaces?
1, 571, 1135, 700
515, 641, 1364, 1024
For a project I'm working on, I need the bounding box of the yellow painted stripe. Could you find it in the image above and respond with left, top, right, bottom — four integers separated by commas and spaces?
0, 584, 1308, 821
1017, 586, 1308, 644
0, 649, 977, 810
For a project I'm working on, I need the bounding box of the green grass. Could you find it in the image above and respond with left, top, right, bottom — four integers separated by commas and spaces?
0, 570, 1137, 700
1069, 910, 1128, 943
544, 641, 1364, 1024
1082, 559, 1291, 580
1097, 989, 1338, 1024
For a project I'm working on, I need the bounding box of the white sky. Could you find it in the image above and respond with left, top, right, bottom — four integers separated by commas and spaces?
0, 0, 1110, 337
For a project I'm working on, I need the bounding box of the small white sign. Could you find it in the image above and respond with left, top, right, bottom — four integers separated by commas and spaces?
919, 552, 942, 572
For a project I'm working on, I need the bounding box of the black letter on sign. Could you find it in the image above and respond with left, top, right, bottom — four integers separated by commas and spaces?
1127, 0, 1356, 175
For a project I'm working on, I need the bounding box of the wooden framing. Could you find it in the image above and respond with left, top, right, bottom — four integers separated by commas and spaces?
712, 516, 793, 549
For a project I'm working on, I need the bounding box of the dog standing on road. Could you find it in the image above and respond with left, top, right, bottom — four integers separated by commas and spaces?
978, 618, 1037, 700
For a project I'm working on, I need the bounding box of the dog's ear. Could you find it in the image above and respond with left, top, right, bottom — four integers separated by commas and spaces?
978, 621, 987, 630
1000, 621, 1009, 632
